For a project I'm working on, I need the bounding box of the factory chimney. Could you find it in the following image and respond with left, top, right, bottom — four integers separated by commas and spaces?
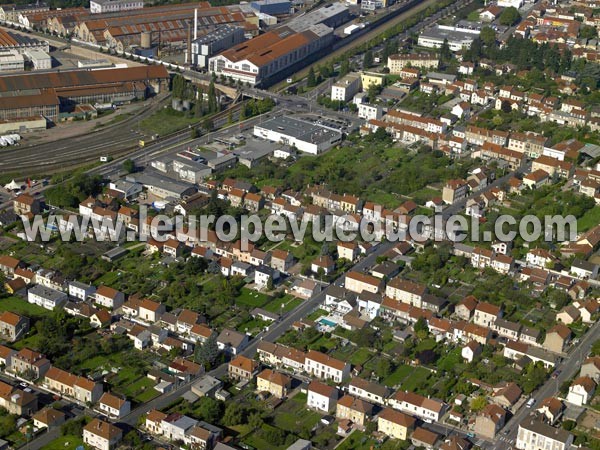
194, 8, 198, 40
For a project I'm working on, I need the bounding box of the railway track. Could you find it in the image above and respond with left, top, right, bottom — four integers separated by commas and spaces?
0, 102, 243, 176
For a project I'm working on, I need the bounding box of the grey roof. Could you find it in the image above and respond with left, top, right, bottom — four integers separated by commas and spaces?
192, 24, 242, 45
494, 318, 521, 332
519, 418, 572, 443
69, 280, 95, 291
192, 375, 222, 394
256, 116, 342, 146
28, 285, 66, 302
572, 259, 598, 272
217, 328, 247, 347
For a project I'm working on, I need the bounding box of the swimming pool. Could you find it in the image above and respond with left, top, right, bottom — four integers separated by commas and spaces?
319, 318, 337, 327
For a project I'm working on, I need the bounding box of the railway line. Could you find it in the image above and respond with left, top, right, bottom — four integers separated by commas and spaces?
0, 100, 243, 176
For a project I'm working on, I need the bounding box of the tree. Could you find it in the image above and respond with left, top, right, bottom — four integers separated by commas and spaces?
579, 25, 597, 40
122, 159, 135, 173
194, 333, 219, 367
222, 403, 246, 426
307, 67, 316, 87
440, 38, 452, 63
375, 358, 392, 378
207, 80, 218, 113
499, 7, 520, 26
202, 118, 214, 132
339, 59, 350, 76
194, 90, 204, 117
363, 49, 374, 69
480, 26, 496, 47
470, 396, 487, 412
195, 397, 224, 423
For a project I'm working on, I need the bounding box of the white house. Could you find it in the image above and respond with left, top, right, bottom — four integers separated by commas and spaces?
566, 377, 596, 406
98, 392, 131, 419
304, 350, 350, 383
83, 418, 123, 450
27, 285, 68, 310
387, 390, 446, 422
516, 418, 573, 450
307, 380, 338, 412
94, 286, 125, 310
68, 281, 96, 300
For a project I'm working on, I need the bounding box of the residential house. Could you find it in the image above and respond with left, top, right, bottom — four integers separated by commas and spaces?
348, 377, 390, 406
0, 311, 29, 342
385, 278, 426, 307
0, 380, 37, 415
217, 328, 249, 355
307, 380, 338, 412
83, 418, 123, 450
13, 193, 41, 217
32, 407, 66, 429
304, 350, 350, 383
138, 299, 166, 323
387, 390, 446, 422
228, 355, 259, 381
536, 397, 564, 425
98, 392, 130, 419
0, 255, 20, 276
27, 285, 67, 310
491, 382, 522, 408
516, 418, 573, 450
311, 255, 335, 275
271, 249, 294, 273
43, 366, 104, 404
336, 395, 374, 427
473, 302, 501, 327
411, 427, 440, 449
543, 324, 571, 354
256, 369, 291, 398
344, 271, 383, 295
566, 376, 596, 406
68, 281, 96, 300
94, 286, 124, 309
475, 404, 506, 439
462, 341, 482, 363
10, 348, 50, 379
580, 356, 600, 382
377, 407, 416, 440
455, 296, 478, 321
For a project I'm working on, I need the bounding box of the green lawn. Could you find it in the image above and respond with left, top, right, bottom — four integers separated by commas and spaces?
401, 367, 432, 392
349, 348, 374, 366
263, 295, 303, 313
578, 206, 600, 231
236, 288, 270, 308
383, 364, 414, 387
41, 436, 88, 450
139, 107, 199, 136
0, 296, 50, 317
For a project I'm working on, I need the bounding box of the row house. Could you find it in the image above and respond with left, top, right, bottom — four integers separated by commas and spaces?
304, 350, 350, 383
256, 369, 291, 398
532, 155, 574, 178
385, 110, 446, 134
385, 277, 426, 308
43, 366, 103, 404
465, 125, 509, 147
0, 380, 37, 415
507, 132, 548, 158
337, 395, 374, 427
387, 390, 446, 422
478, 142, 524, 170
256, 341, 306, 372
345, 271, 383, 295
473, 301, 502, 327
348, 377, 391, 406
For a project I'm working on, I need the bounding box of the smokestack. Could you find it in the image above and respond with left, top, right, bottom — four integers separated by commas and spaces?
194, 8, 198, 40
186, 23, 191, 64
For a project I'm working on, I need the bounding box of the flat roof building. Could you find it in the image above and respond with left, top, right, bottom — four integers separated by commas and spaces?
418, 25, 480, 52
253, 116, 342, 155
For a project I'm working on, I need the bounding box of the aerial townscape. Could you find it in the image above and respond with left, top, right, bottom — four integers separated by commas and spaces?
0, 0, 599, 448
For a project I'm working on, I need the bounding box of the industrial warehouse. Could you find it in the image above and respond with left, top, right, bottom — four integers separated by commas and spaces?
0, 65, 169, 131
